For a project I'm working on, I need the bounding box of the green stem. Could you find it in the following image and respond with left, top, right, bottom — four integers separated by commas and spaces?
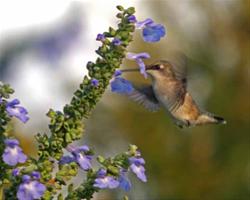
0, 186, 3, 200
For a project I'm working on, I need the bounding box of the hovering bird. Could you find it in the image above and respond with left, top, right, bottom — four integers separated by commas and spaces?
121, 55, 226, 128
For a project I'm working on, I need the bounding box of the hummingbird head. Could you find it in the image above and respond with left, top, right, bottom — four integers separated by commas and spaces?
146, 60, 175, 80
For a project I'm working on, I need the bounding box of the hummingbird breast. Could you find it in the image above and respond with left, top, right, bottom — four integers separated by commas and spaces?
172, 93, 201, 122
153, 78, 201, 126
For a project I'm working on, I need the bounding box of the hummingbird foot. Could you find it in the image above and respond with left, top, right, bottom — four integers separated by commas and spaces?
175, 119, 191, 129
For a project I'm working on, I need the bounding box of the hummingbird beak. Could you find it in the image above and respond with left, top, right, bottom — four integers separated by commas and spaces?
146, 64, 160, 71
120, 64, 161, 73
120, 68, 140, 72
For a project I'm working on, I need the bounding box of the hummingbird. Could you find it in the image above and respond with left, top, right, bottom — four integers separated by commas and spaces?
121, 54, 226, 128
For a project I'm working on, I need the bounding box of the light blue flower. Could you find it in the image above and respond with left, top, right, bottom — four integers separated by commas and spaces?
136, 18, 154, 29
112, 38, 122, 46
143, 24, 166, 42
31, 171, 41, 179
129, 156, 147, 182
126, 52, 150, 78
6, 99, 29, 123
17, 175, 46, 200
96, 33, 105, 42
114, 70, 122, 77
110, 77, 134, 94
119, 170, 132, 191
127, 15, 137, 23
12, 168, 21, 176
63, 145, 93, 171
136, 18, 166, 43
91, 78, 99, 87
94, 169, 120, 189
2, 139, 27, 166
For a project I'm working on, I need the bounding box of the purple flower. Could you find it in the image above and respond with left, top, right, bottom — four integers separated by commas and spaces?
2, 139, 27, 166
94, 176, 120, 189
75, 145, 90, 152
129, 157, 145, 165
128, 15, 137, 23
96, 33, 105, 42
136, 18, 154, 29
6, 99, 29, 123
112, 38, 122, 46
136, 18, 166, 43
114, 70, 122, 77
59, 155, 75, 165
31, 171, 41, 179
17, 175, 46, 200
97, 168, 106, 176
119, 170, 132, 191
75, 154, 92, 170
142, 24, 166, 42
91, 78, 99, 87
126, 52, 150, 78
12, 168, 21, 176
110, 77, 134, 94
65, 145, 92, 171
22, 175, 31, 182
110, 70, 134, 94
0, 97, 3, 104
94, 169, 120, 189
129, 157, 147, 182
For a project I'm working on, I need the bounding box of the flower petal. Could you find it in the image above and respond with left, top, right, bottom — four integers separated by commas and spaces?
111, 77, 134, 94
126, 52, 150, 60
136, 59, 147, 78
127, 15, 137, 23
4, 139, 19, 146
76, 154, 92, 170
112, 38, 122, 46
130, 163, 147, 182
2, 145, 27, 166
142, 24, 166, 43
114, 70, 122, 77
59, 156, 75, 164
136, 18, 154, 29
17, 180, 46, 200
119, 174, 132, 191
91, 79, 99, 87
6, 99, 20, 107
96, 33, 105, 41
107, 177, 120, 189
129, 157, 145, 165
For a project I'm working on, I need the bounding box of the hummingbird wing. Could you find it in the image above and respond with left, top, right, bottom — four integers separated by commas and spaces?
167, 54, 188, 111
127, 85, 160, 112
169, 53, 188, 87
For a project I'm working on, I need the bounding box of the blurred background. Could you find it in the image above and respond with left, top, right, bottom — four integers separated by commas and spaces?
0, 0, 249, 199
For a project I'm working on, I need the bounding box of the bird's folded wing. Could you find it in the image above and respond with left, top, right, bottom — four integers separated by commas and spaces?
127, 85, 160, 112
166, 83, 186, 112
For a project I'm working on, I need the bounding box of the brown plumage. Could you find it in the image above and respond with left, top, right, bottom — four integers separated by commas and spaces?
121, 54, 226, 128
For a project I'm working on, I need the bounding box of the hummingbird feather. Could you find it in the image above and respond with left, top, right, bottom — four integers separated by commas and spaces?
169, 53, 188, 83
127, 85, 160, 112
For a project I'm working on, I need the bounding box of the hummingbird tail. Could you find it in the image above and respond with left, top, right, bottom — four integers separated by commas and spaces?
197, 112, 226, 125
213, 115, 227, 124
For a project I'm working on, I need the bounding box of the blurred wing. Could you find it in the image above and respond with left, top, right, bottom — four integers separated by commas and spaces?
127, 85, 160, 112
169, 53, 188, 87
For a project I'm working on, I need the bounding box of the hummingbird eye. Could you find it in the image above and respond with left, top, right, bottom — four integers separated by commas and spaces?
159, 64, 164, 69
